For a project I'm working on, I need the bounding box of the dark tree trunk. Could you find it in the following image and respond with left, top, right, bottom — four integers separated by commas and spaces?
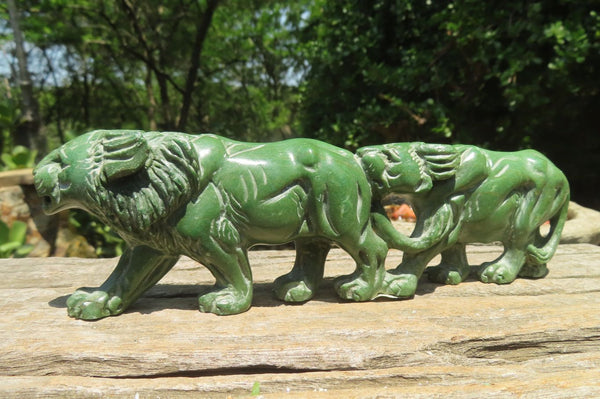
6, 0, 44, 153
177, 0, 220, 131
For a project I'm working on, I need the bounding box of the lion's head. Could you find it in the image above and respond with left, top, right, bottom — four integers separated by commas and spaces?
358, 142, 461, 198
34, 130, 200, 236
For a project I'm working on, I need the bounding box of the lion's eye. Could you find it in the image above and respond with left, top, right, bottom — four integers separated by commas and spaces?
57, 165, 70, 183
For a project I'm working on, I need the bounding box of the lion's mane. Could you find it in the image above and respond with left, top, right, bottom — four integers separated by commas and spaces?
85, 134, 200, 237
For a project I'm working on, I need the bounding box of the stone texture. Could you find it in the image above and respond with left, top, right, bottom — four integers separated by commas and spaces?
0, 168, 34, 186
562, 201, 600, 245
0, 244, 598, 398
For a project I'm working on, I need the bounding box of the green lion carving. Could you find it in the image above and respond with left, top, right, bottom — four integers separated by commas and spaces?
34, 130, 388, 320
358, 142, 570, 298
34, 131, 569, 320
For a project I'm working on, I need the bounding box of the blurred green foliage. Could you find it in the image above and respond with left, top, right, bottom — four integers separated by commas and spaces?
1, 0, 309, 143
68, 210, 125, 258
1, 145, 37, 170
299, 0, 599, 206
0, 220, 33, 258
301, 1, 599, 146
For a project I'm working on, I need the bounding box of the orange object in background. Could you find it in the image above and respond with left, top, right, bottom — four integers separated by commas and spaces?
385, 204, 416, 222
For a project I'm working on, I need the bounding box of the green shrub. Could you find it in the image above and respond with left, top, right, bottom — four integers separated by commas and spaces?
68, 210, 125, 258
0, 220, 33, 258
1, 145, 38, 171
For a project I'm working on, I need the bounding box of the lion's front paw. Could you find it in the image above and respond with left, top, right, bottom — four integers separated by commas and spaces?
381, 272, 418, 298
334, 273, 377, 302
478, 261, 519, 284
198, 286, 251, 316
273, 276, 314, 303
66, 290, 123, 320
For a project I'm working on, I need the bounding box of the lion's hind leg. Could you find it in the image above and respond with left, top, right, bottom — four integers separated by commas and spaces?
478, 248, 527, 284
273, 239, 330, 303
480, 169, 567, 285
477, 193, 536, 284
520, 218, 555, 280
517, 219, 554, 280
426, 243, 470, 285
334, 226, 388, 302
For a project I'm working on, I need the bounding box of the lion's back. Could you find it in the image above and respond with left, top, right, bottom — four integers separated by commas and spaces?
483, 147, 567, 189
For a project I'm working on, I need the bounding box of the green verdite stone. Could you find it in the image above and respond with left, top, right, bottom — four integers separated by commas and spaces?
33, 130, 569, 320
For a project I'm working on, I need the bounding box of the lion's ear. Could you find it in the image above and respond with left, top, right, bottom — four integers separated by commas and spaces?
100, 130, 150, 182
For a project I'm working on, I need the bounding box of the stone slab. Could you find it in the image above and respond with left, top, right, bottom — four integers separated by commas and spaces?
0, 244, 599, 397
0, 169, 34, 187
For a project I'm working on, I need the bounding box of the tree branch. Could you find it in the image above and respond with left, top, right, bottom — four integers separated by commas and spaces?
177, 0, 220, 131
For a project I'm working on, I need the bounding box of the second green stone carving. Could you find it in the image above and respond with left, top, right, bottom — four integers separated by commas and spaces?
33, 130, 569, 320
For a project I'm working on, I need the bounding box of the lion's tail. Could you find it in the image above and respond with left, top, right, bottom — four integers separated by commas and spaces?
526, 192, 570, 265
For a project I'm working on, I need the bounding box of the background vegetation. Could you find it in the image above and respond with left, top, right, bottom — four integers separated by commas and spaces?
2, 0, 599, 214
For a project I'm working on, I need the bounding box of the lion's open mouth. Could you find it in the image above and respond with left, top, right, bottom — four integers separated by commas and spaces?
43, 196, 53, 208
41, 193, 61, 214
